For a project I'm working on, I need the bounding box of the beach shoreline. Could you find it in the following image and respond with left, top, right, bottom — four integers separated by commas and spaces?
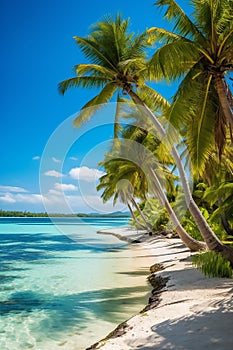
86, 228, 233, 350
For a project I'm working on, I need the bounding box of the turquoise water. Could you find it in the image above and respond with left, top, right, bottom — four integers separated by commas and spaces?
0, 217, 151, 350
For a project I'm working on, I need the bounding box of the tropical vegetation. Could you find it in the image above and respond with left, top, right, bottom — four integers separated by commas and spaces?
59, 1, 233, 266
0, 210, 129, 218
192, 251, 233, 278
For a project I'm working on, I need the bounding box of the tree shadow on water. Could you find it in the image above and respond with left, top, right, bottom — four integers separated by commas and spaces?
0, 284, 149, 337
0, 232, 124, 265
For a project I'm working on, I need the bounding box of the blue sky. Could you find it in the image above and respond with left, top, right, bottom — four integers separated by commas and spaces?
0, 0, 188, 213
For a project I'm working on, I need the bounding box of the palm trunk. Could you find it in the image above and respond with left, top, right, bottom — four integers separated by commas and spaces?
217, 197, 233, 236
129, 195, 153, 232
127, 88, 233, 264
126, 201, 148, 230
149, 167, 206, 251
221, 213, 233, 236
214, 76, 233, 126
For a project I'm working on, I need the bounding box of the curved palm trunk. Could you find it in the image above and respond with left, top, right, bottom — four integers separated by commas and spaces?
218, 198, 233, 236
221, 214, 233, 236
214, 76, 233, 126
127, 88, 233, 263
129, 195, 153, 232
149, 167, 206, 251
126, 201, 148, 230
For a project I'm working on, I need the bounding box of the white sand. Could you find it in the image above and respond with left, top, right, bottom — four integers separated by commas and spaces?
87, 229, 233, 350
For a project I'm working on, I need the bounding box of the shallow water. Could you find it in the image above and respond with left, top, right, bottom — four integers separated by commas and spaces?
0, 217, 152, 350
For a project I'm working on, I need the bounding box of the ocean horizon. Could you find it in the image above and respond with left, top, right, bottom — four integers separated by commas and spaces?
0, 217, 152, 350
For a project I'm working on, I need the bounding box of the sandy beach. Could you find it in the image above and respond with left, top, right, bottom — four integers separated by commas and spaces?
87, 228, 233, 350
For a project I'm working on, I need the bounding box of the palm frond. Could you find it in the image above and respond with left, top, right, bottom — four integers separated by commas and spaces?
58, 76, 108, 95
138, 84, 170, 112
165, 61, 205, 128
191, 0, 233, 42
154, 0, 205, 40
216, 0, 233, 38
73, 82, 117, 127
90, 15, 134, 68
194, 74, 213, 167
148, 40, 200, 80
191, 0, 213, 41
74, 63, 115, 78
218, 29, 233, 59
127, 32, 148, 60
147, 26, 185, 44
186, 76, 216, 176
73, 36, 118, 71
118, 58, 145, 75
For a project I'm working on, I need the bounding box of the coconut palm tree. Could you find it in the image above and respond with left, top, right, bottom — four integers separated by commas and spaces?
148, 0, 233, 174
59, 14, 168, 126
98, 149, 205, 251
58, 14, 233, 262
97, 157, 153, 231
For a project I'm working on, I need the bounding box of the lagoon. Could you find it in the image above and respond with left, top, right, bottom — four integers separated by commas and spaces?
0, 217, 152, 350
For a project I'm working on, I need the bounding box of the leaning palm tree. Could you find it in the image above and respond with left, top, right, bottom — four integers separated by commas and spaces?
97, 158, 153, 231
148, 0, 233, 174
58, 14, 233, 262
99, 150, 205, 251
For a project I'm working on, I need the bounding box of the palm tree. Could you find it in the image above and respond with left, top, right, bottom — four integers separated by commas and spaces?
98, 148, 205, 251
97, 157, 153, 231
100, 114, 206, 251
59, 14, 168, 126
148, 0, 233, 173
58, 14, 233, 262
122, 83, 233, 260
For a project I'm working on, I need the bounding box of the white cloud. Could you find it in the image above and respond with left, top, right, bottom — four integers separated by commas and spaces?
0, 193, 43, 204
43, 191, 126, 213
54, 183, 78, 192
0, 182, 126, 214
0, 185, 28, 193
69, 156, 78, 161
15, 193, 43, 204
0, 185, 43, 206
44, 170, 65, 178
48, 189, 62, 196
65, 194, 126, 213
0, 194, 17, 203
32, 156, 40, 160
52, 157, 62, 164
69, 166, 105, 182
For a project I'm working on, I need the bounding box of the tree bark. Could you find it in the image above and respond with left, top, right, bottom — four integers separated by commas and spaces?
130, 195, 153, 232
126, 201, 148, 231
149, 167, 206, 251
221, 213, 233, 236
214, 76, 233, 126
127, 88, 233, 264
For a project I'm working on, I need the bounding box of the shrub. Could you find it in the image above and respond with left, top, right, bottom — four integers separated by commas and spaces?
192, 251, 233, 278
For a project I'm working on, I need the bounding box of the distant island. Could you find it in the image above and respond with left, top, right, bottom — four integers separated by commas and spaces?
0, 210, 130, 218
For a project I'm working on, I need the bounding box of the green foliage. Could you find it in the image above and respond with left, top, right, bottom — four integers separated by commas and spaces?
148, 0, 233, 174
59, 14, 155, 128
181, 215, 203, 241
58, 4, 233, 253
132, 198, 171, 233
181, 207, 227, 242
192, 251, 233, 278
0, 210, 49, 217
